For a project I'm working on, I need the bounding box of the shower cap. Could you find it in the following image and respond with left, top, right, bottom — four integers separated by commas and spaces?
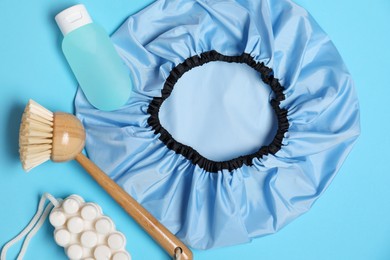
75, 0, 360, 250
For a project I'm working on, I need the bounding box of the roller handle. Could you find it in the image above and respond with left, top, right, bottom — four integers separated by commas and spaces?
75, 153, 193, 260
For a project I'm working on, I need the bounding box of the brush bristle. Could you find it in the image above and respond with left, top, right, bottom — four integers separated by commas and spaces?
19, 100, 54, 171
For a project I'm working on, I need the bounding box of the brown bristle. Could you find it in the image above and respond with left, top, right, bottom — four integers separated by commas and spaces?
19, 100, 54, 171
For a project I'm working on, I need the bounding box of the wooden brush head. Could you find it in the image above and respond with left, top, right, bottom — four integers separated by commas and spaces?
19, 100, 86, 171
51, 112, 85, 162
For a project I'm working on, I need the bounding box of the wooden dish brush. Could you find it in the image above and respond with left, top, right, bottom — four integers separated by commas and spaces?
19, 99, 192, 260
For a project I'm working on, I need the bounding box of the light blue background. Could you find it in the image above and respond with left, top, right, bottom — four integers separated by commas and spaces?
0, 0, 389, 259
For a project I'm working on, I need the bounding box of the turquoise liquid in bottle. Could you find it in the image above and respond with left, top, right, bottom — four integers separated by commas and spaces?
56, 4, 132, 111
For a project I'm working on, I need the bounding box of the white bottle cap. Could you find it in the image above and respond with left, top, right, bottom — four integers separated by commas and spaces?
55, 4, 92, 36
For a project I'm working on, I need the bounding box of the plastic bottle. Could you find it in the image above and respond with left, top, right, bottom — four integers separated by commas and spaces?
55, 4, 132, 111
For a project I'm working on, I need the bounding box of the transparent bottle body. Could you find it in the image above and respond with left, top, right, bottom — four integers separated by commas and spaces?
62, 23, 132, 111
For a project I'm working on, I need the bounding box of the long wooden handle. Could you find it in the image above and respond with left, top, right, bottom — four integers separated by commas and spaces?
75, 153, 193, 260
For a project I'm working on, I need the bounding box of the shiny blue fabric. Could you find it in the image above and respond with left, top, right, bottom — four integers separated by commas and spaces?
75, 0, 360, 249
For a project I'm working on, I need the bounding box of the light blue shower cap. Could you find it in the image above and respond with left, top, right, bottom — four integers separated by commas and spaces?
75, 0, 360, 249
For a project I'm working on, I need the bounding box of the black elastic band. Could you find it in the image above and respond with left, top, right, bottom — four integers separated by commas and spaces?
147, 50, 289, 173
